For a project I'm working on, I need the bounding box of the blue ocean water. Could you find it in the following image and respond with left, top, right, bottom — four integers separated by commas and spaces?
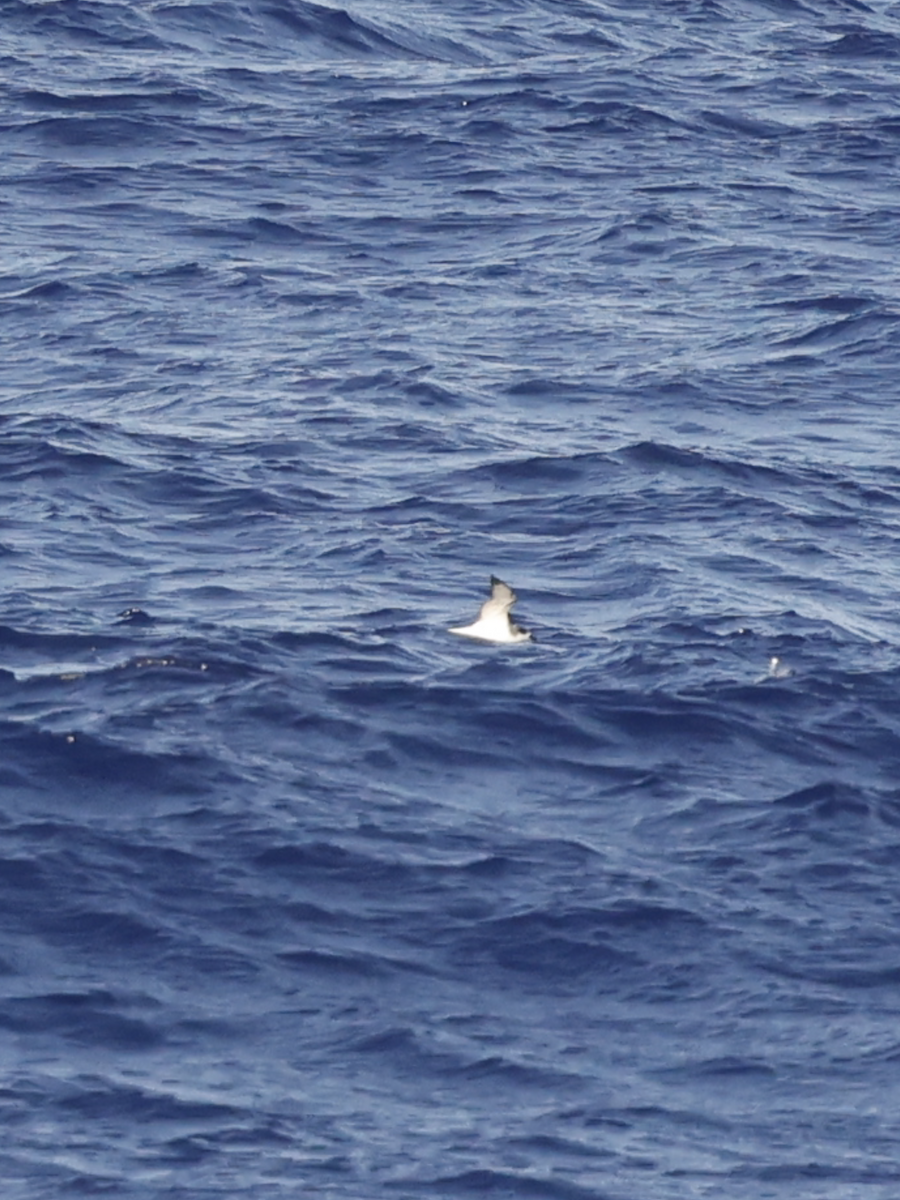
4, 0, 900, 1195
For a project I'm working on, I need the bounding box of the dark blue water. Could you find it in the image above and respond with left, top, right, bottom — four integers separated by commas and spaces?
4, 1, 900, 1195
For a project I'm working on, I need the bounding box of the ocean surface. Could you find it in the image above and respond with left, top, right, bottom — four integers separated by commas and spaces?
4, 0, 900, 1196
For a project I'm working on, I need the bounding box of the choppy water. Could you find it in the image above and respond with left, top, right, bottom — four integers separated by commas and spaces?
4, 1, 900, 1196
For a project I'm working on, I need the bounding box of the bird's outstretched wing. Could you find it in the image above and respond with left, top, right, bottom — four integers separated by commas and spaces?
479, 575, 517, 619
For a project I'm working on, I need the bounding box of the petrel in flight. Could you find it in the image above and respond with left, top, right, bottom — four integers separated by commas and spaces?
448, 576, 533, 644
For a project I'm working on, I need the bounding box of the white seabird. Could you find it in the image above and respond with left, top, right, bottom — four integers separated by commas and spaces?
448, 576, 533, 644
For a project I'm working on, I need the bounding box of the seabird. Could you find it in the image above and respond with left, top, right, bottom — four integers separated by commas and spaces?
448, 576, 533, 644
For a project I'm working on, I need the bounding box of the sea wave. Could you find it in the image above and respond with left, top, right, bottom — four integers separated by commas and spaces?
5, 0, 900, 1196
